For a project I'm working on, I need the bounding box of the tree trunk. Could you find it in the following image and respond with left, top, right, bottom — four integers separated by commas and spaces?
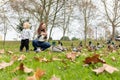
84, 23, 87, 46
49, 27, 53, 40
112, 23, 115, 40
63, 30, 66, 38
44, 0, 52, 27
48, 0, 60, 40
84, 13, 87, 46
3, 31, 7, 47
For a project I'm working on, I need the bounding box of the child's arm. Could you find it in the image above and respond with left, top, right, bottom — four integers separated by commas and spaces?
28, 29, 33, 40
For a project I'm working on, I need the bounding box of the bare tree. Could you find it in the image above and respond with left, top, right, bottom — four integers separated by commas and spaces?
98, 22, 111, 40
61, 0, 74, 39
101, 0, 120, 40
48, 0, 65, 40
10, 0, 56, 38
87, 26, 94, 39
0, 8, 9, 46
76, 0, 96, 46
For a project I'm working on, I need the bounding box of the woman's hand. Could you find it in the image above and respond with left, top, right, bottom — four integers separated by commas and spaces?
41, 32, 47, 36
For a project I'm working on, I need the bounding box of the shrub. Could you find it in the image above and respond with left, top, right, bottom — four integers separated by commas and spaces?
60, 36, 70, 41
71, 37, 79, 41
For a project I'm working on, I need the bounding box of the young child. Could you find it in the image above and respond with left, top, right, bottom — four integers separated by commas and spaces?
20, 22, 31, 52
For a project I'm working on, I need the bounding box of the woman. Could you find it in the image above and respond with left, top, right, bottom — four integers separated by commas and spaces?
32, 22, 51, 52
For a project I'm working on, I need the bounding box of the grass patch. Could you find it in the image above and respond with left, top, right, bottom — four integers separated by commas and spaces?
0, 41, 120, 80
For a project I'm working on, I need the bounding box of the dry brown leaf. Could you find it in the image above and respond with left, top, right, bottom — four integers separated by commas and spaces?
11, 55, 18, 61
50, 75, 60, 80
14, 63, 33, 73
66, 52, 77, 61
93, 64, 119, 74
24, 66, 34, 73
0, 61, 14, 69
40, 57, 48, 62
27, 69, 45, 80
0, 49, 5, 54
18, 54, 26, 61
92, 66, 105, 74
34, 57, 49, 62
83, 54, 106, 64
83, 64, 89, 67
35, 69, 45, 79
111, 56, 116, 61
52, 57, 61, 61
8, 51, 14, 54
103, 64, 119, 74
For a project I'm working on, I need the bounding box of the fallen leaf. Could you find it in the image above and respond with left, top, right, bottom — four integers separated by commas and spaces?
111, 56, 116, 61
83, 54, 106, 64
18, 54, 26, 61
0, 61, 14, 69
0, 49, 5, 54
8, 51, 14, 54
35, 69, 45, 79
34, 57, 49, 62
50, 75, 60, 80
24, 66, 34, 73
52, 57, 61, 61
40, 57, 48, 62
83, 64, 89, 67
27, 69, 45, 80
103, 64, 119, 74
92, 66, 105, 74
11, 55, 18, 61
14, 63, 33, 73
66, 52, 77, 61
93, 64, 119, 74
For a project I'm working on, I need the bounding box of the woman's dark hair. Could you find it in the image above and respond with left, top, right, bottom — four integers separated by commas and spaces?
37, 22, 45, 35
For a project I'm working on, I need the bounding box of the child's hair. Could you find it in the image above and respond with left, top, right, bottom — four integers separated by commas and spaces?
23, 22, 30, 29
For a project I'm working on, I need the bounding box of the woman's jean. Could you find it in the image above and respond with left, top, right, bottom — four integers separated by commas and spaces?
32, 40, 51, 51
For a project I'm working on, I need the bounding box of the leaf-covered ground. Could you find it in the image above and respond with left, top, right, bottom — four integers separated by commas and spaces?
0, 41, 120, 80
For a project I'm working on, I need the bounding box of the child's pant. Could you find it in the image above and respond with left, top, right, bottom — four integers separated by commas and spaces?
20, 39, 29, 51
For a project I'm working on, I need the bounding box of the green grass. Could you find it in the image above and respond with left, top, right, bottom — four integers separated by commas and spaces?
0, 41, 120, 80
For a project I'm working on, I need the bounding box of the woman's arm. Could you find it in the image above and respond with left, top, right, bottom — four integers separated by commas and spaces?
41, 28, 47, 36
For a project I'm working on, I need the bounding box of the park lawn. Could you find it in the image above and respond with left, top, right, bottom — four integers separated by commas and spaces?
0, 41, 120, 80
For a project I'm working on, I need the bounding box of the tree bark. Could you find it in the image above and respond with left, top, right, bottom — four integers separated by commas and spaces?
112, 23, 115, 40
